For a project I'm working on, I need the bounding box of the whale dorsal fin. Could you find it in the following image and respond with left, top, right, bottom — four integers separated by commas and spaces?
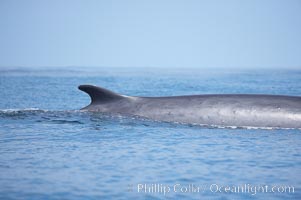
78, 85, 125, 104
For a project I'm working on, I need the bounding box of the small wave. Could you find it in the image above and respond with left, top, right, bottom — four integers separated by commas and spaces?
181, 122, 300, 130
48, 119, 84, 125
0, 108, 87, 126
0, 108, 47, 113
133, 117, 301, 130
0, 108, 81, 114
0, 108, 78, 118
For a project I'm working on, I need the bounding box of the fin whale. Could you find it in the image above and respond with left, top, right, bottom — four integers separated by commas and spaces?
78, 85, 301, 129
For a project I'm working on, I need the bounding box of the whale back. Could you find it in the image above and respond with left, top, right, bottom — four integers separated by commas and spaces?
78, 85, 125, 104
78, 85, 301, 128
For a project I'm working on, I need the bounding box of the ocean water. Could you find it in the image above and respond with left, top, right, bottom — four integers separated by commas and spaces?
0, 67, 300, 200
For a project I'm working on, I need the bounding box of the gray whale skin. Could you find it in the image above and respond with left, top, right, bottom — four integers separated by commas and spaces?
79, 85, 301, 129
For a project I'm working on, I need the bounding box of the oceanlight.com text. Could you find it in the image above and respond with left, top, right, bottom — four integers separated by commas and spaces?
129, 183, 295, 196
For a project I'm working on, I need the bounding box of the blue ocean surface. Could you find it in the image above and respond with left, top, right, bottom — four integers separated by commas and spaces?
0, 67, 300, 200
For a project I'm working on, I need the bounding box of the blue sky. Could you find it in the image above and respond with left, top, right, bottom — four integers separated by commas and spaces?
0, 0, 300, 68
